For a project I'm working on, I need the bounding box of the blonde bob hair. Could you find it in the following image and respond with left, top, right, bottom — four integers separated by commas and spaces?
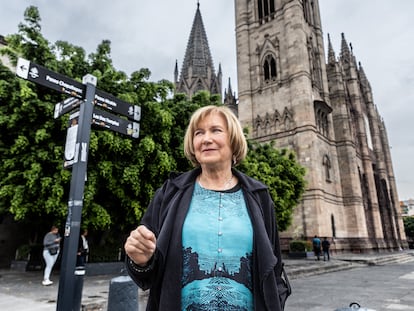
183, 105, 248, 167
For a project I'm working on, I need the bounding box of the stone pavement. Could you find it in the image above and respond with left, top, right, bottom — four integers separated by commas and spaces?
0, 251, 413, 311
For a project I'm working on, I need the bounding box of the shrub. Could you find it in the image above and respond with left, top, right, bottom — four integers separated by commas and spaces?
15, 244, 31, 260
289, 240, 307, 252
89, 244, 123, 262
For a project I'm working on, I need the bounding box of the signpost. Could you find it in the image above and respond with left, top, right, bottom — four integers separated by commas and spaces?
95, 88, 141, 121
16, 58, 85, 99
54, 97, 82, 119
16, 58, 140, 311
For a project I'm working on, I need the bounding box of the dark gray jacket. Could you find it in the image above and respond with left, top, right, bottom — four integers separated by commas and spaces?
127, 168, 290, 310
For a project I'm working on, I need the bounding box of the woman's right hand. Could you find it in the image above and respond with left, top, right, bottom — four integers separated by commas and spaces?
124, 225, 157, 266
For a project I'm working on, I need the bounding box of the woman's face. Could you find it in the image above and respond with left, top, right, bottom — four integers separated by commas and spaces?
193, 112, 233, 169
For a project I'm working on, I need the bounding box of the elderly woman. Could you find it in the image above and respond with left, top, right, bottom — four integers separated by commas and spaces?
124, 105, 290, 310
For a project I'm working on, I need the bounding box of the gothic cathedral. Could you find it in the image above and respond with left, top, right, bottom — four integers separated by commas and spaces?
234, 0, 407, 251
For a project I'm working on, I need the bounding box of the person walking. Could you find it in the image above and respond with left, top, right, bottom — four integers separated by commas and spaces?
322, 237, 331, 261
77, 228, 89, 267
124, 105, 291, 310
312, 235, 321, 261
42, 225, 61, 286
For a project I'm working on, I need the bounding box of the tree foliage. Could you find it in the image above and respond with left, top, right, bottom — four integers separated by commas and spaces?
0, 6, 306, 240
403, 217, 414, 240
239, 140, 306, 231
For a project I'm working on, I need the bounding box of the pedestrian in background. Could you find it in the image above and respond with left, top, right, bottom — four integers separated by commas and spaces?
77, 228, 89, 267
42, 225, 61, 286
124, 105, 291, 310
322, 237, 331, 261
312, 235, 321, 261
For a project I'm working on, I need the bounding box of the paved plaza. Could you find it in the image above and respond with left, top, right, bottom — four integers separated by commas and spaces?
0, 251, 413, 310
285, 259, 414, 311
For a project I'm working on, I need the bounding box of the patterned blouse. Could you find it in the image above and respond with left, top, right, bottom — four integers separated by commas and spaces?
181, 182, 254, 310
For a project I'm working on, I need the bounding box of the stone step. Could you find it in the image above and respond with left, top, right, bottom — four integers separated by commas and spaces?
338, 252, 414, 266
287, 260, 359, 279
286, 251, 414, 279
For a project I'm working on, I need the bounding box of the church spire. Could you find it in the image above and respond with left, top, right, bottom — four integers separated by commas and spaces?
358, 61, 372, 92
175, 2, 222, 98
340, 33, 351, 62
224, 78, 238, 116
174, 59, 179, 83
327, 33, 336, 65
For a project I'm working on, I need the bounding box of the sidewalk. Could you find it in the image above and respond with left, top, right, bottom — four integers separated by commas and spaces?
0, 250, 413, 310
0, 269, 111, 311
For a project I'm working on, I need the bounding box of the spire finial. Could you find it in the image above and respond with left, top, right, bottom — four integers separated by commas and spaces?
197, 1, 200, 9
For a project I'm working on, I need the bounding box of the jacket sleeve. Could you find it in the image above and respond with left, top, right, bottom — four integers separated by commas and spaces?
126, 252, 159, 290
126, 180, 170, 290
258, 188, 292, 309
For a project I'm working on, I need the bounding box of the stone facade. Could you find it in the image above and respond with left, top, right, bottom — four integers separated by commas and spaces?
234, 0, 407, 252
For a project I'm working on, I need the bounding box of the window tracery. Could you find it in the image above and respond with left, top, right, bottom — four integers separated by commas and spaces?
257, 0, 276, 22
263, 54, 277, 82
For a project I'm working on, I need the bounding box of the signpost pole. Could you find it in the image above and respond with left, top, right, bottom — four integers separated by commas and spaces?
56, 74, 97, 311
16, 58, 140, 310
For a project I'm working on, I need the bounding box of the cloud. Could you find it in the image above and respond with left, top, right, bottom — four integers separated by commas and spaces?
1, 0, 413, 199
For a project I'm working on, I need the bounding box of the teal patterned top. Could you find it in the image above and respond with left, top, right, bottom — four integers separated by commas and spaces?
181, 182, 253, 310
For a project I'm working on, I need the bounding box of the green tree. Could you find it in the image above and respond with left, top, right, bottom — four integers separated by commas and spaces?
0, 6, 306, 242
403, 217, 414, 240
239, 140, 306, 231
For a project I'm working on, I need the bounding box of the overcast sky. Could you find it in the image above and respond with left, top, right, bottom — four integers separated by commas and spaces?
1, 1, 413, 200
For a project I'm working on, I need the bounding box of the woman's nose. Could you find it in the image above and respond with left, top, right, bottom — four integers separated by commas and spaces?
202, 133, 212, 143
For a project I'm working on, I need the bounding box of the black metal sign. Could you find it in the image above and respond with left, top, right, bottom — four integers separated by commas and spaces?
54, 97, 82, 119
68, 108, 140, 139
95, 89, 141, 121
16, 58, 143, 311
92, 107, 140, 138
16, 58, 85, 99
17, 57, 141, 139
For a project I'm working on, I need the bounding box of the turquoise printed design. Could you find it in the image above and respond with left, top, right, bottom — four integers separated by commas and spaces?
181, 183, 253, 310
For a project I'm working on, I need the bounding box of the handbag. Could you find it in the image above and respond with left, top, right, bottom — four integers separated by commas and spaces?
48, 247, 58, 255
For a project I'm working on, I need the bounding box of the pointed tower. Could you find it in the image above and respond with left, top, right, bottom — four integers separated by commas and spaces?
175, 2, 222, 98
234, 0, 406, 251
235, 0, 339, 242
223, 78, 238, 116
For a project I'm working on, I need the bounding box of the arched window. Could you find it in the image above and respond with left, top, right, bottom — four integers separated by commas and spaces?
194, 79, 204, 93
263, 54, 277, 82
270, 57, 276, 77
322, 154, 331, 182
331, 214, 336, 238
258, 0, 276, 22
314, 100, 332, 137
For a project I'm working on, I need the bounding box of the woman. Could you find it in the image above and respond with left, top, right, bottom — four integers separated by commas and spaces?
124, 105, 290, 310
42, 225, 61, 286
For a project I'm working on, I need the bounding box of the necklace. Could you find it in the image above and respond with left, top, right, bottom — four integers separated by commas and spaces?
198, 174, 234, 190
222, 174, 234, 189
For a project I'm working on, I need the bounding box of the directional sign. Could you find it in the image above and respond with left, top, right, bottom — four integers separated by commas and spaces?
17, 57, 85, 99
69, 108, 139, 139
16, 58, 143, 311
54, 97, 82, 119
17, 57, 141, 122
94, 89, 141, 121
92, 107, 140, 138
